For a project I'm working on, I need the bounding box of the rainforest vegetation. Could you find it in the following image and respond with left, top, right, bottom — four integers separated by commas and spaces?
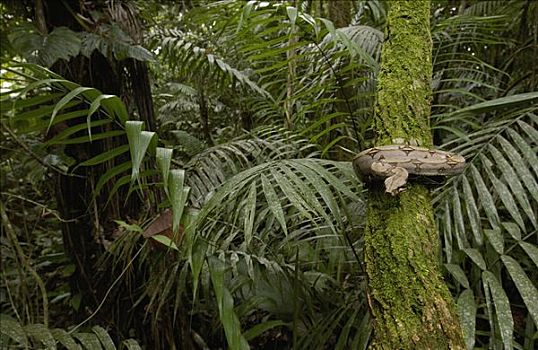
0, 0, 537, 349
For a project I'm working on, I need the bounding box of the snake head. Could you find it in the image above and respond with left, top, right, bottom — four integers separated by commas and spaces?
371, 162, 409, 195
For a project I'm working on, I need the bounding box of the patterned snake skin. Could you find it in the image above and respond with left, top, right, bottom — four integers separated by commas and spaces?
353, 145, 466, 195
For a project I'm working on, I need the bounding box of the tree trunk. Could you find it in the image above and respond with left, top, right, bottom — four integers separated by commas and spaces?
327, 0, 353, 160
363, 1, 465, 348
328, 0, 352, 28
39, 0, 155, 324
198, 88, 214, 146
284, 0, 297, 129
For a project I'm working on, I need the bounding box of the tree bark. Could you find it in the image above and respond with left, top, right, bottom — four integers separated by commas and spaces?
328, 0, 352, 28
363, 1, 465, 349
198, 88, 214, 146
327, 0, 353, 160
284, 0, 297, 130
40, 0, 155, 325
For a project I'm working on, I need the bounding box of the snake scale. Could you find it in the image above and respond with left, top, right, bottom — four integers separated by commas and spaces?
353, 144, 466, 195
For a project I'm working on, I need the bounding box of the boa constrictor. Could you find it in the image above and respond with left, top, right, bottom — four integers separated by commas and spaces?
353, 144, 465, 195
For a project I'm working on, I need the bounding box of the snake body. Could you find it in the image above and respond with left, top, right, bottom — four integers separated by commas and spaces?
353, 145, 465, 195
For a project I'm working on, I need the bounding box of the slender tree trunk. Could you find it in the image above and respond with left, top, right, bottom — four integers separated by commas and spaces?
285, 0, 298, 129
363, 1, 465, 348
198, 88, 214, 146
327, 0, 353, 160
328, 0, 352, 28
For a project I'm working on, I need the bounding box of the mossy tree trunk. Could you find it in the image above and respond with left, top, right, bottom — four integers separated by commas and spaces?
363, 1, 466, 348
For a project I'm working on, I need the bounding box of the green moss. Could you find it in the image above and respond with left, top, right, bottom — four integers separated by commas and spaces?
362, 1, 465, 348
374, 1, 433, 147
365, 185, 464, 349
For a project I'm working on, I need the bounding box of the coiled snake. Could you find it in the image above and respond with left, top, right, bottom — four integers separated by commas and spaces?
352, 144, 466, 195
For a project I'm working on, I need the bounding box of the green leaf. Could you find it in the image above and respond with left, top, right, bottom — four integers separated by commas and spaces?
151, 235, 179, 251
462, 176, 482, 245
44, 119, 112, 145
78, 145, 129, 167
168, 169, 190, 235
445, 264, 470, 289
0, 317, 28, 347
350, 313, 372, 350
92, 326, 116, 350
442, 201, 453, 262
482, 156, 525, 230
208, 256, 250, 350
518, 119, 538, 144
94, 161, 132, 196
463, 248, 487, 270
335, 311, 357, 350
25, 323, 56, 350
320, 18, 336, 38
299, 12, 319, 37
291, 161, 343, 227
301, 160, 360, 202
243, 320, 288, 341
188, 234, 207, 299
87, 94, 128, 125
501, 255, 538, 325
15, 78, 70, 100
156, 147, 173, 197
9, 26, 81, 67
502, 222, 521, 241
112, 170, 157, 205
483, 271, 513, 349
50, 328, 81, 350
74, 332, 102, 350
447, 92, 538, 117
19, 109, 87, 133
46, 130, 125, 145
484, 228, 504, 254
457, 289, 476, 350
286, 6, 298, 26
243, 181, 257, 246
470, 164, 499, 228
508, 127, 538, 177
498, 136, 538, 203
113, 220, 142, 234
126, 121, 155, 182
1, 92, 63, 112
488, 144, 537, 227
261, 173, 288, 235
122, 339, 142, 350
50, 86, 96, 131
520, 242, 538, 269
237, 1, 255, 32
452, 186, 467, 249
270, 167, 312, 220
335, 30, 378, 68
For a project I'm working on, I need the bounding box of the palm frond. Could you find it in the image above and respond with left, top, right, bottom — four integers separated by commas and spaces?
433, 98, 538, 348
151, 28, 269, 98
0, 314, 141, 349
185, 126, 321, 205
